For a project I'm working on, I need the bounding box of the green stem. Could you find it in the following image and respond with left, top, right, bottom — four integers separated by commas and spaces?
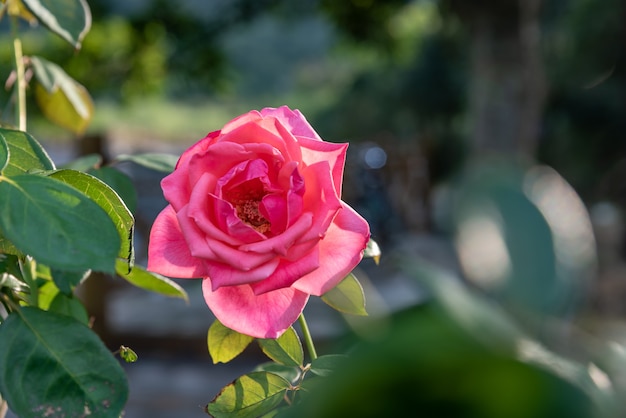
298, 313, 317, 361
10, 15, 26, 131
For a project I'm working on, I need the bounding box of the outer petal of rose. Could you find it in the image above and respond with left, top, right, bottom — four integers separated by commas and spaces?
202, 279, 310, 339
260, 106, 322, 140
147, 205, 209, 278
175, 130, 219, 170
220, 110, 263, 134
298, 137, 347, 196
250, 246, 320, 295
299, 161, 343, 243
292, 204, 370, 296
220, 119, 302, 163
206, 258, 281, 289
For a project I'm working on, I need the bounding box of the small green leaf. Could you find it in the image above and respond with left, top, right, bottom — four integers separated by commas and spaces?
258, 327, 303, 367
0, 134, 8, 172
119, 346, 138, 363
207, 371, 290, 418
363, 238, 381, 265
309, 354, 349, 377
208, 319, 254, 364
0, 128, 55, 176
48, 292, 89, 324
36, 280, 60, 310
116, 261, 188, 302
0, 175, 120, 273
50, 268, 90, 295
59, 153, 102, 171
116, 153, 178, 173
0, 307, 128, 418
31, 56, 94, 134
22, 0, 91, 48
321, 273, 368, 316
254, 362, 300, 384
49, 169, 135, 266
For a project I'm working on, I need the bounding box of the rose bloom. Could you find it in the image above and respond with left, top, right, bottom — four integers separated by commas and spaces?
147, 106, 370, 338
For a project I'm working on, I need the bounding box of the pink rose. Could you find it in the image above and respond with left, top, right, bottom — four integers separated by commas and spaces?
147, 106, 370, 338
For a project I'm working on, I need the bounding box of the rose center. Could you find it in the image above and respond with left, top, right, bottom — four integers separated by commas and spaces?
225, 179, 271, 234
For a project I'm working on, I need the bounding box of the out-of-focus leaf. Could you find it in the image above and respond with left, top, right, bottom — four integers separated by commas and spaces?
115, 261, 188, 302
0, 307, 128, 417
49, 169, 135, 266
0, 128, 55, 176
49, 268, 90, 295
0, 175, 119, 273
309, 354, 348, 377
254, 362, 300, 384
119, 346, 138, 363
48, 292, 89, 324
0, 273, 25, 292
208, 319, 254, 364
207, 372, 290, 418
31, 56, 93, 134
258, 326, 303, 367
116, 153, 178, 173
363, 238, 381, 265
22, 0, 91, 48
89, 166, 138, 214
321, 273, 367, 316
59, 153, 102, 172
6, 0, 37, 24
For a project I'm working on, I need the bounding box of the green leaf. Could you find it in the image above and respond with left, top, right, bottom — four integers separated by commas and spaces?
89, 166, 138, 214
49, 169, 135, 266
207, 371, 290, 418
115, 261, 188, 302
31, 56, 94, 134
50, 267, 90, 295
0, 175, 120, 273
48, 292, 89, 324
119, 346, 138, 363
116, 153, 178, 173
254, 362, 301, 384
59, 153, 102, 171
258, 327, 303, 367
0, 128, 55, 176
22, 0, 91, 48
0, 307, 128, 417
309, 354, 349, 377
363, 238, 381, 265
321, 273, 368, 316
208, 319, 254, 364
0, 232, 20, 256
0, 134, 8, 172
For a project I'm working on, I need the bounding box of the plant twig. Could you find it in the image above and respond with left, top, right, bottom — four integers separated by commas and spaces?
298, 313, 317, 361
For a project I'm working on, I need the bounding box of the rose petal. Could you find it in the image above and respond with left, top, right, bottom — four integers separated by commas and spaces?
147, 205, 209, 278
292, 203, 370, 296
202, 279, 309, 339
239, 212, 313, 256
206, 258, 281, 289
298, 137, 347, 196
299, 161, 343, 242
250, 246, 320, 295
260, 106, 322, 140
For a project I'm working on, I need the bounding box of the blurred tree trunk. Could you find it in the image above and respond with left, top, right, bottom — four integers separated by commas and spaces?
447, 0, 546, 158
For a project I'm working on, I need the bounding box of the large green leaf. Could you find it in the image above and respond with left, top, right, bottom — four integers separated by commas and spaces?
115, 261, 188, 302
0, 175, 120, 273
49, 169, 135, 266
207, 372, 290, 418
321, 273, 368, 316
208, 319, 254, 364
0, 307, 128, 417
49, 267, 90, 295
22, 0, 91, 48
89, 167, 138, 215
0, 128, 55, 176
309, 354, 349, 377
31, 56, 94, 135
116, 153, 178, 173
258, 326, 303, 367
48, 292, 89, 325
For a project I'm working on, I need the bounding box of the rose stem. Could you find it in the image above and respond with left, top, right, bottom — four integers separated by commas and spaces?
298, 313, 317, 361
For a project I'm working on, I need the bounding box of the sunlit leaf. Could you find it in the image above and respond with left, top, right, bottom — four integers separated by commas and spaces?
258, 326, 303, 367
119, 346, 138, 363
208, 319, 254, 364
116, 153, 178, 173
48, 292, 89, 324
49, 169, 135, 266
0, 128, 55, 176
363, 238, 381, 265
321, 273, 368, 316
207, 372, 290, 418
22, 0, 91, 48
6, 0, 37, 24
115, 261, 188, 302
31, 56, 93, 134
309, 354, 349, 377
0, 307, 128, 417
0, 175, 119, 273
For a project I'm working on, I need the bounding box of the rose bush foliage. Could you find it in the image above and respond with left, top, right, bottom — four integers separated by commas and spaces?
148, 106, 370, 338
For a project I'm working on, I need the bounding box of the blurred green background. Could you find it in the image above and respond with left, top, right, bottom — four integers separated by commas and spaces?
3, 0, 626, 417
